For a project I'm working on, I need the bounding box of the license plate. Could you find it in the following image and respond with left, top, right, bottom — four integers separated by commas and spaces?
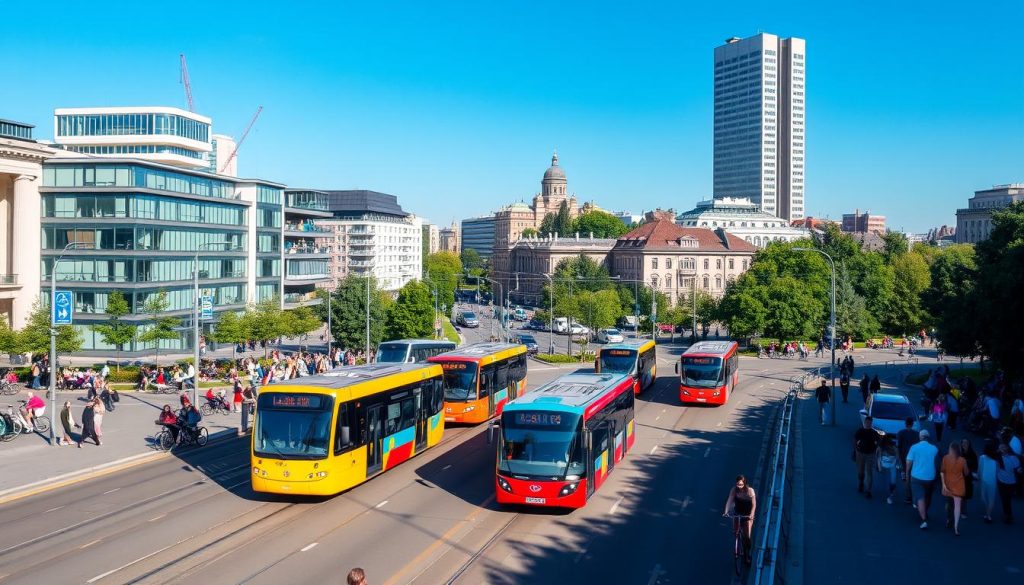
697, 398, 707, 402
524, 497, 546, 504
445, 417, 456, 422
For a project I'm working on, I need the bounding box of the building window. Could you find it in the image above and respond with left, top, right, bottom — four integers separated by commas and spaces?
716, 259, 722, 269
703, 259, 709, 270
666, 258, 673, 269
702, 276, 709, 289
716, 276, 722, 289
728, 259, 734, 270
652, 258, 658, 269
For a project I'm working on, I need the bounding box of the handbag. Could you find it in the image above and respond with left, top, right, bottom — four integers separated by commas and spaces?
111, 389, 120, 403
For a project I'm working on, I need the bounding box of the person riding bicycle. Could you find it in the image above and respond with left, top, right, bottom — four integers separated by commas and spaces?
24, 391, 46, 429
205, 388, 229, 411
723, 474, 757, 565
176, 403, 203, 443
156, 404, 180, 442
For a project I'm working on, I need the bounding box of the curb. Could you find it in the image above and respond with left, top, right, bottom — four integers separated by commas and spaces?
0, 428, 241, 506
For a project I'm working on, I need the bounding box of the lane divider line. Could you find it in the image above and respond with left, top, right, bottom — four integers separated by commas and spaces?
79, 539, 102, 549
375, 500, 389, 509
43, 505, 64, 513
649, 445, 659, 456
609, 497, 624, 515
300, 542, 318, 552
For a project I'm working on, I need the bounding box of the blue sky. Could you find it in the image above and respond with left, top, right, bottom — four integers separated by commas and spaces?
4, 1, 1022, 232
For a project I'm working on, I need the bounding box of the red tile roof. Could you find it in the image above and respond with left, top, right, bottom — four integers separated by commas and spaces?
615, 219, 756, 252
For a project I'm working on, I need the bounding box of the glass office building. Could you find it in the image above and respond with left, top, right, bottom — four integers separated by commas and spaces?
41, 158, 284, 352
282, 189, 332, 305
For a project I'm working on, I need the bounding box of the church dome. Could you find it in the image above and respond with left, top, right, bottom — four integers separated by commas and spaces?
542, 152, 566, 181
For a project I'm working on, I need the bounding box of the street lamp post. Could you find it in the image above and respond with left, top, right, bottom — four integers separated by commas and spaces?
794, 247, 837, 426
49, 242, 93, 446
542, 274, 555, 353
193, 241, 230, 406
479, 276, 503, 342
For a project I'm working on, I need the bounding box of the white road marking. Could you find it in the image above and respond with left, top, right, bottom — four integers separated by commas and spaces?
148, 514, 167, 522
649, 445, 659, 455
704, 447, 711, 458
43, 505, 64, 513
661, 408, 667, 413
609, 497, 624, 515
375, 500, 389, 508
102, 488, 120, 494
716, 422, 723, 427
87, 543, 176, 583
442, 464, 452, 471
655, 416, 660, 421
79, 539, 102, 549
300, 542, 318, 552
681, 496, 693, 510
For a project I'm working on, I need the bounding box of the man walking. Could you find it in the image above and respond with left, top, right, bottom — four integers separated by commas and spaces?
906, 429, 939, 529
870, 374, 881, 394
815, 380, 831, 425
860, 374, 870, 404
840, 371, 851, 403
896, 417, 919, 504
854, 416, 881, 498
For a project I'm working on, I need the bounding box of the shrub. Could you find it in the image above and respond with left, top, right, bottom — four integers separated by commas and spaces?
534, 353, 596, 364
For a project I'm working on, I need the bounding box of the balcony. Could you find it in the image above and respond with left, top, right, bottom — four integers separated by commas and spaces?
349, 260, 374, 267
284, 222, 331, 236
0, 274, 18, 288
283, 291, 323, 307
284, 245, 332, 257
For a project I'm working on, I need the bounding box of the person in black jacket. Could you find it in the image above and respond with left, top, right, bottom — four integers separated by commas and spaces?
816, 381, 831, 424
870, 374, 882, 394
860, 374, 871, 404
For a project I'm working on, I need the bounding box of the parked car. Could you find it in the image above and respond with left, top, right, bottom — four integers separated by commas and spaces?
596, 328, 624, 344
859, 393, 925, 437
517, 334, 539, 355
513, 308, 529, 321
569, 323, 591, 337
658, 323, 674, 333
457, 311, 480, 328
618, 315, 638, 330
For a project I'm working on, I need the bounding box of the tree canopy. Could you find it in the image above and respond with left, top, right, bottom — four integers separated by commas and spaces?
571, 211, 629, 239
137, 291, 180, 367
327, 275, 390, 352
92, 291, 136, 369
386, 280, 435, 340
425, 251, 462, 310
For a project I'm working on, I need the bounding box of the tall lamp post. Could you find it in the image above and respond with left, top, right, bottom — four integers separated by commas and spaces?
49, 242, 93, 446
794, 247, 837, 426
480, 276, 503, 341
193, 240, 230, 406
542, 274, 555, 353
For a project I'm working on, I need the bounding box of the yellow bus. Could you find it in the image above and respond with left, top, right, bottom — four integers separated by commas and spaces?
428, 342, 528, 424
251, 363, 445, 496
594, 339, 657, 394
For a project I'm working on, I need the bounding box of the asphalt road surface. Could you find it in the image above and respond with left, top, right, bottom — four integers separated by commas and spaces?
0, 343, 800, 585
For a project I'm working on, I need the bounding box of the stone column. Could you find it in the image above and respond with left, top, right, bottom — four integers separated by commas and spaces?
11, 174, 41, 329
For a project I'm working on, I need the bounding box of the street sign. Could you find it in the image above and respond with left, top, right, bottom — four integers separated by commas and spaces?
200, 296, 214, 320
52, 290, 73, 326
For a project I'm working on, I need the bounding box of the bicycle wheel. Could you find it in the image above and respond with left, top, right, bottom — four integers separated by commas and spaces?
734, 533, 743, 576
34, 416, 50, 434
200, 404, 213, 417
158, 430, 175, 451
196, 427, 209, 447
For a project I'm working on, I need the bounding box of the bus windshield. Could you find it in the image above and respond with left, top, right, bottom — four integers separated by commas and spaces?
681, 356, 724, 388
600, 349, 637, 375
440, 362, 479, 401
253, 394, 334, 460
499, 411, 584, 480
376, 343, 410, 363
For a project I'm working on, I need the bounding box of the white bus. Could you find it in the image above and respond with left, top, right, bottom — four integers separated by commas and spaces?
376, 339, 457, 364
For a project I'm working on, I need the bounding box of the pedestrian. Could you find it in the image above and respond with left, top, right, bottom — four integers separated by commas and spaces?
979, 440, 999, 523
232, 383, 243, 413
946, 390, 960, 431
960, 438, 978, 518
241, 384, 256, 432
854, 416, 881, 498
840, 371, 851, 403
906, 429, 939, 529
847, 354, 855, 376
878, 436, 900, 504
815, 380, 831, 425
347, 568, 367, 585
897, 417, 919, 504
78, 399, 100, 447
941, 442, 968, 535
860, 374, 870, 404
995, 443, 1021, 524
870, 374, 881, 394
59, 401, 79, 446
930, 395, 948, 443
93, 398, 105, 444
30, 361, 41, 389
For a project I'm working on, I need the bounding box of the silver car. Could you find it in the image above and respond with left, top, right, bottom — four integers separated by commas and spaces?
596, 328, 624, 343
859, 393, 924, 437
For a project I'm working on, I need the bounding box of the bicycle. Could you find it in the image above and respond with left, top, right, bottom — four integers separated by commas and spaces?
154, 423, 208, 451
724, 513, 752, 576
1, 380, 19, 396
200, 400, 231, 417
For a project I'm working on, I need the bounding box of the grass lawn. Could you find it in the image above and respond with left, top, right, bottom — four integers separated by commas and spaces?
441, 318, 461, 345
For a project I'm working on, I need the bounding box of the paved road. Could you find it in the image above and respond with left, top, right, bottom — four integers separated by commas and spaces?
4, 343, 963, 584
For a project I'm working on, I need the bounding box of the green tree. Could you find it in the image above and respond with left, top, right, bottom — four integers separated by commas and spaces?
328, 275, 389, 352
880, 231, 909, 262
461, 248, 484, 272
386, 280, 435, 339
881, 251, 931, 333
209, 310, 249, 360
91, 291, 136, 371
137, 291, 180, 368
244, 297, 292, 357
554, 200, 573, 236
521, 227, 539, 238
15, 301, 84, 358
0, 319, 16, 355
575, 289, 623, 331
834, 263, 879, 340
813, 224, 861, 265
570, 211, 629, 239
717, 278, 767, 339
425, 251, 462, 309
971, 202, 1024, 374
763, 276, 827, 340
923, 244, 980, 358
538, 213, 556, 237
283, 305, 322, 340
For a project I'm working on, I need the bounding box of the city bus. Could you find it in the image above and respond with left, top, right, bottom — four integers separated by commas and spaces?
594, 339, 657, 394
376, 339, 457, 364
494, 372, 635, 509
428, 342, 528, 424
251, 363, 445, 496
677, 341, 739, 405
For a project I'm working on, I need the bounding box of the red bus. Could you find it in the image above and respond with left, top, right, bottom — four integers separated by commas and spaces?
494, 372, 635, 509
677, 341, 739, 405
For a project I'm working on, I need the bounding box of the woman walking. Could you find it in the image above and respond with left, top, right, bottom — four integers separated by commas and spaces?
878, 436, 900, 504
59, 401, 79, 446
996, 443, 1021, 524
941, 442, 968, 535
92, 398, 105, 446
930, 395, 948, 443
78, 399, 100, 447
960, 439, 978, 518
979, 441, 999, 523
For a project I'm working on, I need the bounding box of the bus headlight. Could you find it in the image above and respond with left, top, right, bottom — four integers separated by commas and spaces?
712, 390, 721, 397
681, 389, 691, 396
463, 406, 476, 413
559, 483, 579, 497
497, 476, 513, 493
252, 466, 267, 477
307, 471, 329, 479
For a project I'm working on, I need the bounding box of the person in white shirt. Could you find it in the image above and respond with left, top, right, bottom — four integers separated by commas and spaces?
906, 429, 939, 529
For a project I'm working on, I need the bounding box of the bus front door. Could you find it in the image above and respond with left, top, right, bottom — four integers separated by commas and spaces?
414, 387, 427, 452
366, 405, 383, 475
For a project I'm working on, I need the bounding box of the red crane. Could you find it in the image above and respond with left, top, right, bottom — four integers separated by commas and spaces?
219, 106, 263, 174
179, 54, 194, 112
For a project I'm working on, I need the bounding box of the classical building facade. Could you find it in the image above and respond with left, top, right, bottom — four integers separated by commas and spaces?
676, 197, 809, 248
494, 152, 580, 250
439, 221, 459, 253
956, 184, 1024, 244
506, 235, 619, 305
0, 119, 59, 328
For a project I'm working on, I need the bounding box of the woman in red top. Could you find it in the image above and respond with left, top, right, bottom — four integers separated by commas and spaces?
232, 384, 243, 412
157, 405, 179, 442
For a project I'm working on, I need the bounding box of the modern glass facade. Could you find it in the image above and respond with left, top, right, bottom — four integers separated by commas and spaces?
64, 144, 203, 160
460, 215, 496, 259
40, 160, 261, 352
0, 119, 34, 140
56, 113, 210, 143
285, 190, 329, 211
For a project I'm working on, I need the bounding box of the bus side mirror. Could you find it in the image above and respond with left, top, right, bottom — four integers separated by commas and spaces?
487, 421, 499, 445
594, 359, 599, 372
675, 363, 679, 375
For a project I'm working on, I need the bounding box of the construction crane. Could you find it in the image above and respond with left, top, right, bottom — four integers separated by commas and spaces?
179, 54, 194, 112
219, 106, 263, 174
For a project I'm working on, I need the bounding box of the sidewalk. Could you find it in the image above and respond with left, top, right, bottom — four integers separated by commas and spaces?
799, 358, 1021, 583
0, 388, 244, 496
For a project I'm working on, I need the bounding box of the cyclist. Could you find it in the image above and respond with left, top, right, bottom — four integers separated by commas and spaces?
205, 387, 229, 411
178, 403, 203, 443
723, 474, 757, 565
24, 391, 46, 430
157, 405, 179, 442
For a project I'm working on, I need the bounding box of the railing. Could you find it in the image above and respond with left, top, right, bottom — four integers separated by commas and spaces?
283, 292, 320, 304
285, 246, 331, 255
0, 274, 18, 285
284, 223, 330, 234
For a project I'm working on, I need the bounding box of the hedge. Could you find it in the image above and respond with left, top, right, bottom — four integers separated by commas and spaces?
534, 353, 596, 364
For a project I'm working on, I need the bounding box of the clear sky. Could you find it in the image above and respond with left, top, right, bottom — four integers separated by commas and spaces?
4, 1, 1022, 232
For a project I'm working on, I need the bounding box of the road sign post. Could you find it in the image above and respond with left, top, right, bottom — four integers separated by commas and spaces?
52, 290, 73, 326
200, 296, 213, 321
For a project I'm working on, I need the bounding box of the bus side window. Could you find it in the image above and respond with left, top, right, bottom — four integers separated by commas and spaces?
335, 403, 355, 454
400, 395, 416, 431
479, 365, 495, 397
495, 362, 510, 390
512, 355, 527, 382
433, 379, 444, 413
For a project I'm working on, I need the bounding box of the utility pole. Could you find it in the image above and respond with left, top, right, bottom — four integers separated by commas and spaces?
365, 275, 371, 362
